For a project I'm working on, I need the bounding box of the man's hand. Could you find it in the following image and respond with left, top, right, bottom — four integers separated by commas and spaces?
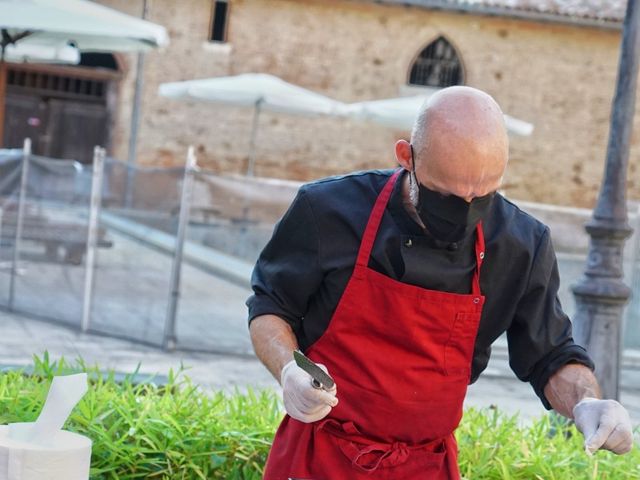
573, 397, 634, 455
281, 360, 338, 423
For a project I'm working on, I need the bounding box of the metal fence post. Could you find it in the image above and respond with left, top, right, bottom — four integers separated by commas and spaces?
8, 138, 31, 310
81, 146, 106, 332
163, 146, 197, 351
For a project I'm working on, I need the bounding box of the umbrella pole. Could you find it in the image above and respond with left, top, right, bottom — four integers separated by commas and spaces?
124, 0, 149, 208
246, 99, 263, 176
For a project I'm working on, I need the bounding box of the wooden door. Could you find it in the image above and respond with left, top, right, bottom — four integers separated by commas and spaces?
46, 100, 108, 163
3, 64, 115, 163
3, 94, 49, 154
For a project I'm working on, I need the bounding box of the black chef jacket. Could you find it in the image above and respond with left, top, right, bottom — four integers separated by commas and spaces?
247, 169, 594, 408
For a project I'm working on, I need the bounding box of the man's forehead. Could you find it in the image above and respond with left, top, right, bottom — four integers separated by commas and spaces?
421, 171, 503, 200
417, 149, 506, 199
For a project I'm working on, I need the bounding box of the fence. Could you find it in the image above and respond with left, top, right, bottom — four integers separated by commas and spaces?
1, 140, 640, 356
0, 140, 302, 355
0, 140, 91, 329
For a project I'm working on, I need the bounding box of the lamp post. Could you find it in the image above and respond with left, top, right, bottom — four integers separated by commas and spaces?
571, 0, 640, 400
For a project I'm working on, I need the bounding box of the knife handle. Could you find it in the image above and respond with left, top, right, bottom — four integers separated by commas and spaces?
310, 378, 322, 389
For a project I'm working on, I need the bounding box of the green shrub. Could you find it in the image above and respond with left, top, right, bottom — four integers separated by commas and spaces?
0, 355, 636, 479
458, 407, 640, 479
0, 354, 281, 479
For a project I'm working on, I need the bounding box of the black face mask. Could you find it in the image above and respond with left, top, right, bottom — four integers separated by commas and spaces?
415, 182, 494, 243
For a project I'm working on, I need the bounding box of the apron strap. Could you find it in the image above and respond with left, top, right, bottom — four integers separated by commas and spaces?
354, 169, 486, 298
355, 169, 402, 268
317, 419, 444, 473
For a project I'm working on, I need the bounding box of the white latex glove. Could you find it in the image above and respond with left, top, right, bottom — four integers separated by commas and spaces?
573, 397, 634, 455
280, 359, 338, 423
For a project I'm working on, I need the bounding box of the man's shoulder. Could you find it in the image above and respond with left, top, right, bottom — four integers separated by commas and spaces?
488, 195, 550, 249
496, 195, 548, 229
300, 169, 395, 193
298, 169, 396, 208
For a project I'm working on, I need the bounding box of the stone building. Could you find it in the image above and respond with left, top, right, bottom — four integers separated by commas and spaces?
4, 0, 634, 207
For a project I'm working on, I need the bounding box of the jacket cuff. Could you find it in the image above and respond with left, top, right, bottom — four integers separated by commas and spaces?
246, 294, 300, 330
530, 344, 595, 410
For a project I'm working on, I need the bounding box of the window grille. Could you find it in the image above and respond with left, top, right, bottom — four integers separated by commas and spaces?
7, 69, 107, 103
409, 36, 464, 88
209, 0, 229, 42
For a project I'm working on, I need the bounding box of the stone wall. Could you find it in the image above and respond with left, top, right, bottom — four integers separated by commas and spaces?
99, 0, 639, 208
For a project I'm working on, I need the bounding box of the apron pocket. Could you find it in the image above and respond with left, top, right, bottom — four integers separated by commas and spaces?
444, 312, 482, 376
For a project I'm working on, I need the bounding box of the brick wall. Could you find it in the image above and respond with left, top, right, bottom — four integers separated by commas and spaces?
99, 0, 637, 208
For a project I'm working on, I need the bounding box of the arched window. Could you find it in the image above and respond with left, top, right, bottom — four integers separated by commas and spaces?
409, 36, 464, 88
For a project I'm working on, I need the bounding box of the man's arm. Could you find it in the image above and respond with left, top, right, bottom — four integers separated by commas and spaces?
249, 314, 299, 382
543, 363, 600, 418
544, 363, 633, 454
250, 314, 338, 423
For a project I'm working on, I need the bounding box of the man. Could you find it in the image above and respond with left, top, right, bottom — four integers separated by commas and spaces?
247, 86, 633, 479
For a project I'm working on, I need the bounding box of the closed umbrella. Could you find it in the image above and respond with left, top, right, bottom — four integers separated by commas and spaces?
159, 73, 348, 175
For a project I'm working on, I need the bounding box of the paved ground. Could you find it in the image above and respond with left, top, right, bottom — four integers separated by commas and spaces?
0, 307, 638, 431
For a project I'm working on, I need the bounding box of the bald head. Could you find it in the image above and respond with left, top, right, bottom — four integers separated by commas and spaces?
404, 86, 509, 201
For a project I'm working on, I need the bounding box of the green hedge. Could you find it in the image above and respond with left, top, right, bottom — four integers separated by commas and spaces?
0, 355, 637, 479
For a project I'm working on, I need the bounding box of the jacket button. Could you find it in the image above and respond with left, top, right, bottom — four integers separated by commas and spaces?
479, 252, 485, 259
473, 298, 480, 304
405, 239, 413, 248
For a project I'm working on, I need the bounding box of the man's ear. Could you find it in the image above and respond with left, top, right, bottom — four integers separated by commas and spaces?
395, 140, 413, 171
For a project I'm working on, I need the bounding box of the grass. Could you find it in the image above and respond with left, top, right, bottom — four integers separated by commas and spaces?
0, 354, 636, 479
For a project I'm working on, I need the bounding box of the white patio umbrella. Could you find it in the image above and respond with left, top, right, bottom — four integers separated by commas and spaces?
345, 94, 534, 137
159, 73, 349, 176
0, 0, 168, 53
0, 0, 169, 145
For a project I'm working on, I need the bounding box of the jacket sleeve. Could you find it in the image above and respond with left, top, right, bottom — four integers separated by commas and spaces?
246, 188, 323, 332
506, 227, 594, 409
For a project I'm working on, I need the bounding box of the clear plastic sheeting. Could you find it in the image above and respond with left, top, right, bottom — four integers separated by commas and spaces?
174, 261, 254, 354
0, 150, 23, 308
89, 158, 181, 346
88, 224, 173, 346
100, 158, 183, 212
1, 152, 91, 327
172, 170, 300, 354
187, 171, 299, 263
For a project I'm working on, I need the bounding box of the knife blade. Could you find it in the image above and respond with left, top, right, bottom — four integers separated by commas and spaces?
293, 350, 335, 390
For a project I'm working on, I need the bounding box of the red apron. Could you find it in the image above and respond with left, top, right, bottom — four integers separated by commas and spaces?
264, 170, 486, 480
